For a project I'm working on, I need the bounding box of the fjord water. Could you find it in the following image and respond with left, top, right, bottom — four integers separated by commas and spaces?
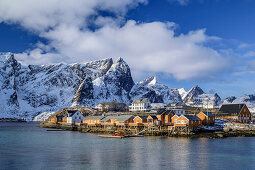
1, 122, 255, 170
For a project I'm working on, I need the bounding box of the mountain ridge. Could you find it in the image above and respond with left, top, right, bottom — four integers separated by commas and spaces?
1, 52, 255, 118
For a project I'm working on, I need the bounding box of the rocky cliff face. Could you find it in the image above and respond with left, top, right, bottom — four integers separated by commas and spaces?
75, 57, 135, 106
0, 53, 20, 116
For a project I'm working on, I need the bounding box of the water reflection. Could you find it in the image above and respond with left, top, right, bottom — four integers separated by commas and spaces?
1, 123, 255, 169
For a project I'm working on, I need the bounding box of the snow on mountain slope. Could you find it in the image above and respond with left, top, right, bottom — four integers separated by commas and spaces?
179, 85, 222, 108
0, 53, 116, 118
72, 57, 135, 106
130, 76, 182, 103
178, 88, 187, 100
183, 85, 205, 106
197, 93, 222, 108
0, 53, 20, 116
223, 96, 237, 104
33, 111, 55, 121
2, 52, 253, 118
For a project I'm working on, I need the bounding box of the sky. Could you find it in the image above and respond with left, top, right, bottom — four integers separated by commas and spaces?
0, 0, 255, 98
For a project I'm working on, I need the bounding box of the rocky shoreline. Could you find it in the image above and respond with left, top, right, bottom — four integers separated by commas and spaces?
40, 122, 255, 138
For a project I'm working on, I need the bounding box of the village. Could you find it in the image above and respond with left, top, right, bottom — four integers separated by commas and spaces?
41, 98, 255, 137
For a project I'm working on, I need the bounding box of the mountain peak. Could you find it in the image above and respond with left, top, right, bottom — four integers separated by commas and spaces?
149, 76, 157, 85
116, 57, 124, 63
183, 85, 205, 105
178, 88, 187, 100
0, 52, 15, 62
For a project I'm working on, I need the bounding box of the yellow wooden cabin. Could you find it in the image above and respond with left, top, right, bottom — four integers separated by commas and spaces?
174, 115, 202, 127
197, 112, 215, 125
83, 116, 105, 125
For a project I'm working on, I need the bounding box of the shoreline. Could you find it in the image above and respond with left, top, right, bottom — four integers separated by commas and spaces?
40, 122, 255, 139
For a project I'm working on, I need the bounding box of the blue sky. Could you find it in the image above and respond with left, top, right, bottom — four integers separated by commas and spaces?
0, 0, 255, 98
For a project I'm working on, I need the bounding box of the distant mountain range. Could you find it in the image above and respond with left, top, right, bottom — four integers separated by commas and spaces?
1, 52, 255, 118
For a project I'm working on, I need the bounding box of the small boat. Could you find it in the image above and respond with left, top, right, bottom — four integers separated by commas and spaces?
98, 130, 126, 138
98, 135, 125, 138
98, 131, 144, 138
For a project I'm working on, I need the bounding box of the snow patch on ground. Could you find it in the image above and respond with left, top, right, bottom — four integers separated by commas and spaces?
33, 112, 55, 121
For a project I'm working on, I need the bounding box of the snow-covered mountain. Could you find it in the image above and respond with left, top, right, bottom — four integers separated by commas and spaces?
73, 57, 134, 106
1, 53, 180, 118
0, 52, 122, 118
129, 76, 182, 103
2, 52, 255, 118
180, 85, 221, 108
182, 85, 205, 106
178, 88, 187, 100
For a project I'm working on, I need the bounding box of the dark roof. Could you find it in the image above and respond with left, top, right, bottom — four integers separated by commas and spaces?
183, 115, 201, 121
163, 110, 173, 115
199, 112, 215, 117
136, 116, 148, 120
67, 110, 79, 117
148, 115, 158, 119
101, 115, 133, 122
219, 104, 245, 115
84, 116, 105, 120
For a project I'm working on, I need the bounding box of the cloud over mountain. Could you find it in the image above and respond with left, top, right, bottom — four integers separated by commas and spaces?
0, 0, 228, 80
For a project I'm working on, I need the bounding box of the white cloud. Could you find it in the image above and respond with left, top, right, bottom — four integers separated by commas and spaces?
1, 0, 228, 80
0, 0, 146, 32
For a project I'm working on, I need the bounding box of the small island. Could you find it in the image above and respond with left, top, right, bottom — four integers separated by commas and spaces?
40, 101, 255, 138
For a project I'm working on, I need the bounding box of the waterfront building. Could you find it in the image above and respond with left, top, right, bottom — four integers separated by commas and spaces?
100, 115, 134, 126
83, 116, 105, 125
157, 110, 175, 125
66, 110, 84, 124
174, 115, 202, 127
218, 104, 251, 123
147, 115, 159, 125
133, 116, 148, 124
197, 112, 215, 125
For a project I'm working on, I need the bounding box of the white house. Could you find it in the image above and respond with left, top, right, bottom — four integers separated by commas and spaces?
129, 98, 151, 112
66, 110, 84, 124
171, 109, 185, 116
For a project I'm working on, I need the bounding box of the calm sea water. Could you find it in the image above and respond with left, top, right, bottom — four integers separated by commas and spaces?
0, 122, 255, 170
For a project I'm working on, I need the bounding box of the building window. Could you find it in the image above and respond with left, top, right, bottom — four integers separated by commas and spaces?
178, 120, 180, 123
136, 119, 139, 123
